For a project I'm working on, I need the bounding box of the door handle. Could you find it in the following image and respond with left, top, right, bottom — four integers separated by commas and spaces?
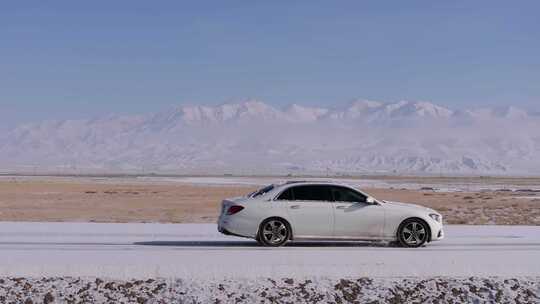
336, 206, 347, 209
290, 205, 300, 209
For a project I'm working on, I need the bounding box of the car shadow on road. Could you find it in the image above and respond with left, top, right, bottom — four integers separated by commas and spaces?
133, 240, 394, 248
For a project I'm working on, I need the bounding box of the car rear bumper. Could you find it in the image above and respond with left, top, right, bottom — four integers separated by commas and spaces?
217, 215, 256, 239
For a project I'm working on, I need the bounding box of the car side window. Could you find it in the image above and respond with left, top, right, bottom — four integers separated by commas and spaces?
287, 185, 333, 202
331, 186, 367, 203
276, 188, 294, 200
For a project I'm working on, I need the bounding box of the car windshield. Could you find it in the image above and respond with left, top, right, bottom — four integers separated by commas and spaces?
248, 184, 275, 198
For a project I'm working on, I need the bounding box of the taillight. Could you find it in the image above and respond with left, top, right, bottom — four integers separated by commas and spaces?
226, 205, 244, 215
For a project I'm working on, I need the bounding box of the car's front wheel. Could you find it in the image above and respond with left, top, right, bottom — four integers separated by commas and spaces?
257, 218, 290, 247
398, 218, 429, 248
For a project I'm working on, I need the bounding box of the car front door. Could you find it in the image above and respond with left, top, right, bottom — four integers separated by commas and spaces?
277, 185, 334, 238
330, 186, 385, 239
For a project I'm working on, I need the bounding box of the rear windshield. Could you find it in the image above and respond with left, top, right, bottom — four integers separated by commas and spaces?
248, 184, 275, 198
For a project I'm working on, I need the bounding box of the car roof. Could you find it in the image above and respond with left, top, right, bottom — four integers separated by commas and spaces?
273, 180, 357, 191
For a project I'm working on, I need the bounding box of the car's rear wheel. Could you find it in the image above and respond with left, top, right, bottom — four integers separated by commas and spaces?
257, 218, 290, 247
398, 218, 429, 248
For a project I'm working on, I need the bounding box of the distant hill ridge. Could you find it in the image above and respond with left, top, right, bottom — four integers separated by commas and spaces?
1, 100, 539, 175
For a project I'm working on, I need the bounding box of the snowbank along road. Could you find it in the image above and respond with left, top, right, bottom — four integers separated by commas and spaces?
0, 222, 538, 279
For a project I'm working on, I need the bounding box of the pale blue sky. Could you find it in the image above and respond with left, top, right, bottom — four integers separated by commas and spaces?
1, 1, 539, 127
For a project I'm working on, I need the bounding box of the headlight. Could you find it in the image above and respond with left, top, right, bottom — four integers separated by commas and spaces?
429, 213, 441, 223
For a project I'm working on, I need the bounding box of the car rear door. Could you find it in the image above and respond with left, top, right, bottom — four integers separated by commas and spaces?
277, 185, 334, 238
330, 186, 385, 239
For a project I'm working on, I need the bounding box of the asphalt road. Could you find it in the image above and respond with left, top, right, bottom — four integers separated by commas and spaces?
0, 222, 538, 278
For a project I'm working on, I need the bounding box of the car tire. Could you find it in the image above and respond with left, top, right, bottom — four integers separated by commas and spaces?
397, 218, 429, 248
257, 218, 290, 247
255, 235, 264, 246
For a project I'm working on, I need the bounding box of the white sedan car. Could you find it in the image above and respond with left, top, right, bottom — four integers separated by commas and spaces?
218, 181, 444, 248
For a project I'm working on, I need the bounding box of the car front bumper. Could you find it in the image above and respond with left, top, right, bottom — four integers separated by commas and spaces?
429, 220, 444, 242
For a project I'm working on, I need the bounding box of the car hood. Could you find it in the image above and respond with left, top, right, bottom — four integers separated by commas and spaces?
382, 200, 437, 214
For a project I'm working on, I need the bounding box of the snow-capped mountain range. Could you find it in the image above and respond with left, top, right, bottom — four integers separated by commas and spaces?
1, 100, 539, 175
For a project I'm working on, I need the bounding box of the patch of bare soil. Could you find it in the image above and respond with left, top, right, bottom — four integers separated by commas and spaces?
0, 179, 538, 225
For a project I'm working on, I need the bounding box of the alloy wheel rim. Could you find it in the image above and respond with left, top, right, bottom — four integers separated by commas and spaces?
402, 221, 426, 245
262, 220, 287, 244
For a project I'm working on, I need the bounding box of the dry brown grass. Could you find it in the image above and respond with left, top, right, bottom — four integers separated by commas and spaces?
0, 178, 538, 225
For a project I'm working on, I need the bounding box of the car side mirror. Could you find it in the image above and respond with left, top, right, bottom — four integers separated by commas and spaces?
366, 196, 376, 204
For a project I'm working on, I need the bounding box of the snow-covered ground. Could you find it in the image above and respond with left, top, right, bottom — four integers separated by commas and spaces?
0, 222, 538, 279
1, 276, 539, 303
136, 175, 540, 192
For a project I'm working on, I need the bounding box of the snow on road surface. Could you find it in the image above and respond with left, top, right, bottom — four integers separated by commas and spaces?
0, 222, 538, 279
